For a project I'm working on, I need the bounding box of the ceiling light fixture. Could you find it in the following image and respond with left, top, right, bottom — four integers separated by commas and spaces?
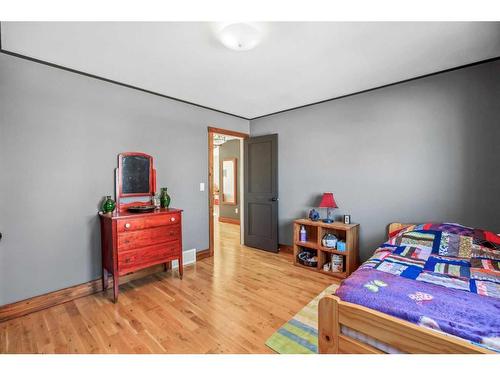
217, 23, 262, 51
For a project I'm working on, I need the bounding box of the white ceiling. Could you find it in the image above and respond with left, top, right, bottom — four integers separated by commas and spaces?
2, 22, 500, 119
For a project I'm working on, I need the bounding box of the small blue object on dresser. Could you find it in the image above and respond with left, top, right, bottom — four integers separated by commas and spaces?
308, 208, 320, 221
336, 240, 346, 252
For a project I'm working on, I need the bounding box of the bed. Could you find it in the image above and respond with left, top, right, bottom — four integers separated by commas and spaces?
318, 222, 500, 354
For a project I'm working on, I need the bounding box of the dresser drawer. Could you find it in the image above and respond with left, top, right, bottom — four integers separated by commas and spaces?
118, 224, 181, 251
118, 241, 181, 274
117, 213, 181, 233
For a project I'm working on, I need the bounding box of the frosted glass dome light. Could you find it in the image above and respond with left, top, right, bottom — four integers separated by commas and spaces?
218, 23, 262, 51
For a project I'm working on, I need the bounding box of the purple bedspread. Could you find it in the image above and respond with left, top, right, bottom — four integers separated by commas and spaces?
336, 268, 500, 351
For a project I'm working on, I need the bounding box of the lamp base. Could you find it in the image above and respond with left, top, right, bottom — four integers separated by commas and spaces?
322, 219, 334, 223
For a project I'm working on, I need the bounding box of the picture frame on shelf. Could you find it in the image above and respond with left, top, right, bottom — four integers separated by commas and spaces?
343, 215, 351, 224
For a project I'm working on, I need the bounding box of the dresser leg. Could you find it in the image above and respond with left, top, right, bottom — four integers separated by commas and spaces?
178, 259, 183, 279
102, 268, 109, 291
113, 275, 119, 303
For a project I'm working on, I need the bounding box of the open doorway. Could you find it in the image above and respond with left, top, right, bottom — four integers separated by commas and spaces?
208, 127, 249, 257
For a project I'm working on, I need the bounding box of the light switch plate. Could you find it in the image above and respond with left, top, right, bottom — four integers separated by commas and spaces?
200, 182, 205, 192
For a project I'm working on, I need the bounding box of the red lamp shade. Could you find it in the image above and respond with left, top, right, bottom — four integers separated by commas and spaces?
319, 192, 338, 208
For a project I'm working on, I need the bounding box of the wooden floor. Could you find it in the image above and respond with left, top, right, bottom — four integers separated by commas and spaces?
0, 222, 336, 353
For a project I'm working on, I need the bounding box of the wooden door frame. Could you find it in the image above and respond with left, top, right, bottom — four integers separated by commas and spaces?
208, 126, 249, 257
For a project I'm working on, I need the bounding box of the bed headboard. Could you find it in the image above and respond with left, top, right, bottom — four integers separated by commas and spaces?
387, 222, 414, 239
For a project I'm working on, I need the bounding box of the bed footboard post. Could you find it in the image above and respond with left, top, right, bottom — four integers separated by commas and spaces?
318, 295, 340, 354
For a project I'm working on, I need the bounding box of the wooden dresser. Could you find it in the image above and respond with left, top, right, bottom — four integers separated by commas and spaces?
99, 208, 183, 302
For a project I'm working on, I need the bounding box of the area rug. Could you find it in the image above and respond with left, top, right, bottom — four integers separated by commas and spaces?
265, 284, 338, 354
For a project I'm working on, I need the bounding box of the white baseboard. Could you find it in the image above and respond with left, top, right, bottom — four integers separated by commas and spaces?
171, 248, 196, 269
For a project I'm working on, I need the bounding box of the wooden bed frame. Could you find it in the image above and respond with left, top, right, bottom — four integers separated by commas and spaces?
318, 223, 494, 354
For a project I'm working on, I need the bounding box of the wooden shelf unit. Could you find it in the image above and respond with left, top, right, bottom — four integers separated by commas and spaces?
293, 219, 359, 279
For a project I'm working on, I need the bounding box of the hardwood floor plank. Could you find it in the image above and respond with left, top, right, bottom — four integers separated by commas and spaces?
0, 222, 337, 353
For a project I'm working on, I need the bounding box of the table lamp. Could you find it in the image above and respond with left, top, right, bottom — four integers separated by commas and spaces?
319, 192, 338, 223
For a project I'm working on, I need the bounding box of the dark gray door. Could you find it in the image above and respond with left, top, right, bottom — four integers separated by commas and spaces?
244, 134, 278, 252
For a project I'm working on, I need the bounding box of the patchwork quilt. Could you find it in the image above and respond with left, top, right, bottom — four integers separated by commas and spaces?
335, 222, 500, 352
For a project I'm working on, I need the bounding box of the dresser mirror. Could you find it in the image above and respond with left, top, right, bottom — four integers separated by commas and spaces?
116, 152, 156, 211
121, 154, 151, 194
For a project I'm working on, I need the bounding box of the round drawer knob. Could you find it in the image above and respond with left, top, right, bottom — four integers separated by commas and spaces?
170, 217, 176, 222
125, 223, 131, 228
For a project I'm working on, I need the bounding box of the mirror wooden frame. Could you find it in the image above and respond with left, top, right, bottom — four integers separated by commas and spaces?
115, 152, 156, 212
220, 157, 237, 206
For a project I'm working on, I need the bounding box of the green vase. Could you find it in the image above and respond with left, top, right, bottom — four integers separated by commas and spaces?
101, 195, 116, 213
160, 188, 171, 208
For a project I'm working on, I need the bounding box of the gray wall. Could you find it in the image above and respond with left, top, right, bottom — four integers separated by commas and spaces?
218, 139, 241, 221
250, 60, 500, 261
0, 54, 249, 305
